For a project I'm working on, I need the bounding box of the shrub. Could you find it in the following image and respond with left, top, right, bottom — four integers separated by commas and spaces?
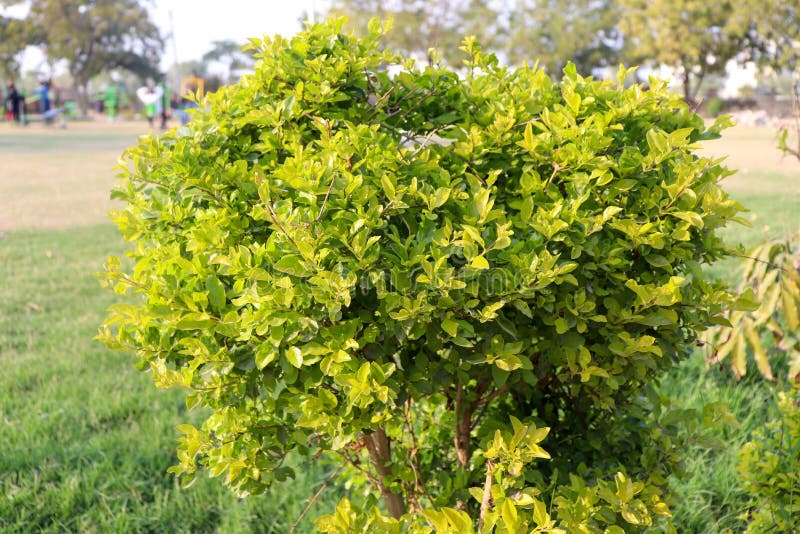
737, 386, 800, 532
100, 19, 744, 530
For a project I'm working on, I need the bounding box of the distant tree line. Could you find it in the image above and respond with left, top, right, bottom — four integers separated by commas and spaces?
1, 0, 163, 112
4, 0, 800, 112
0, 1, 259, 114
324, 0, 800, 102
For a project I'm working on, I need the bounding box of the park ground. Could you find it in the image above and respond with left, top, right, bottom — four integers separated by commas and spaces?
1, 119, 799, 532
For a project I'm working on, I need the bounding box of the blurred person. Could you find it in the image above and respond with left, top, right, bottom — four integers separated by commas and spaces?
94, 90, 104, 114
136, 84, 163, 128
158, 82, 170, 129
104, 86, 118, 122
4, 82, 25, 124
37, 79, 51, 113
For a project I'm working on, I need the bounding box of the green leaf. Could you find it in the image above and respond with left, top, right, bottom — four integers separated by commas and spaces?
175, 313, 215, 330
501, 498, 519, 532
646, 128, 669, 157
554, 317, 568, 334
432, 187, 451, 208
620, 500, 652, 526
255, 343, 278, 369
380, 174, 396, 200
672, 211, 704, 228
470, 255, 490, 270
564, 90, 581, 114
286, 346, 303, 368
205, 275, 226, 311
732, 288, 760, 311
442, 317, 459, 337
273, 255, 310, 277
532, 499, 549, 527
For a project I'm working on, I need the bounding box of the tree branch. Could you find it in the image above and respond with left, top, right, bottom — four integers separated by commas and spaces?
290, 461, 345, 533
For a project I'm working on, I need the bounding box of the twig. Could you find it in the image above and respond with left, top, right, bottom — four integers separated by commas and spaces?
732, 253, 786, 272
543, 164, 563, 189
315, 173, 336, 222
331, 449, 379, 488
289, 462, 345, 533
469, 384, 511, 431
258, 174, 300, 249
469, 383, 511, 413
402, 399, 435, 507
408, 126, 450, 158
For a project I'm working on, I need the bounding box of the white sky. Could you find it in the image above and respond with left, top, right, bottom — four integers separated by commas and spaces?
150, 0, 329, 68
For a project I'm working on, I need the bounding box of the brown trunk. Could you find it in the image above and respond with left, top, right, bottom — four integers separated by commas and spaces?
682, 69, 692, 105
77, 82, 90, 118
364, 428, 405, 518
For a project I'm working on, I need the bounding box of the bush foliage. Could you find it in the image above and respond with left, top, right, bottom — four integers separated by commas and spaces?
101, 19, 745, 531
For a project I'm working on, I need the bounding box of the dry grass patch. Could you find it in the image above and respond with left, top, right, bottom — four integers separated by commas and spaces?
0, 121, 150, 231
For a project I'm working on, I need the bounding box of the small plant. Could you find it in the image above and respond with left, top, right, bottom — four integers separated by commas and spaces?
737, 386, 800, 532
710, 235, 800, 380
100, 19, 744, 529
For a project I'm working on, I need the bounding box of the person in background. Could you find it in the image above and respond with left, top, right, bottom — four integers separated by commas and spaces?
158, 82, 170, 129
4, 82, 25, 124
136, 84, 163, 128
104, 85, 118, 122
37, 79, 51, 113
94, 90, 104, 114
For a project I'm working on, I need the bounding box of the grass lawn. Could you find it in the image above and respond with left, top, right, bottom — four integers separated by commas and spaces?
0, 119, 798, 532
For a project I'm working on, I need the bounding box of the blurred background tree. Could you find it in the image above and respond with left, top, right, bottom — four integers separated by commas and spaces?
201, 39, 254, 84
746, 0, 800, 72
506, 0, 622, 77
323, 0, 800, 98
326, 0, 621, 75
326, 0, 485, 64
616, 0, 751, 103
618, 0, 800, 104
0, 13, 41, 79
26, 0, 163, 113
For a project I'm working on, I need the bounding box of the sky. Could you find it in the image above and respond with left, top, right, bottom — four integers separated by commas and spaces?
150, 0, 329, 69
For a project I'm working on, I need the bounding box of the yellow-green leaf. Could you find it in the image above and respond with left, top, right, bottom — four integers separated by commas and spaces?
470, 255, 490, 270
286, 346, 303, 368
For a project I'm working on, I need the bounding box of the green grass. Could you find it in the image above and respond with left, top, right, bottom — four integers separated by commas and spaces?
0, 226, 341, 532
723, 172, 800, 244
659, 355, 791, 532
